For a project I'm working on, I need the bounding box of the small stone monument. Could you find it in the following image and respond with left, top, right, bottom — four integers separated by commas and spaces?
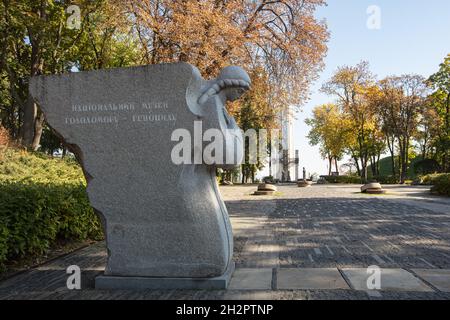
254, 183, 277, 195
361, 182, 386, 194
297, 179, 312, 188
29, 63, 250, 289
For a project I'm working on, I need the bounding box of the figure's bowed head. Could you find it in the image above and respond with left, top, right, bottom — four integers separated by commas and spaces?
198, 66, 251, 105
174, 65, 251, 169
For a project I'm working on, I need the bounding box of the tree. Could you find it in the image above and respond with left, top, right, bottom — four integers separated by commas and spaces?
321, 61, 376, 181
367, 127, 386, 177
372, 80, 398, 177
306, 103, 351, 176
363, 85, 386, 177
0, 0, 32, 141
113, 0, 329, 180
414, 97, 440, 161
116, 0, 329, 110
231, 68, 278, 183
377, 75, 428, 183
428, 54, 450, 172
0, 0, 141, 150
1, 0, 329, 157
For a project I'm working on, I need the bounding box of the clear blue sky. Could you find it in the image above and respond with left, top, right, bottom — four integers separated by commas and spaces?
294, 0, 450, 177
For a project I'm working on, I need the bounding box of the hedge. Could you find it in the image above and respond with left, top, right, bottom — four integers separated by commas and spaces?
0, 215, 8, 264
371, 175, 399, 184
0, 149, 103, 268
321, 175, 363, 184
322, 175, 403, 184
420, 173, 450, 196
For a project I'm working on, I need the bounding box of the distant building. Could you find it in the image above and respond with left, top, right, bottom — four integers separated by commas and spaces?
274, 106, 298, 182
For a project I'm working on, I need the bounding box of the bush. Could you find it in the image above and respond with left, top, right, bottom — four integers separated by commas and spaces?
263, 176, 274, 183
420, 173, 443, 185
431, 174, 450, 196
0, 215, 8, 267
0, 148, 103, 267
413, 159, 441, 175
321, 175, 362, 184
371, 176, 399, 184
0, 126, 10, 156
322, 175, 401, 184
420, 173, 450, 196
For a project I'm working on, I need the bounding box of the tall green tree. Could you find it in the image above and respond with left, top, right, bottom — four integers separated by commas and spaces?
231, 68, 278, 183
377, 75, 428, 183
321, 61, 377, 181
0, 0, 141, 151
428, 54, 450, 172
306, 103, 352, 176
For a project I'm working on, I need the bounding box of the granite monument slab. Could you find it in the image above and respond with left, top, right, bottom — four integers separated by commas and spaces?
29, 62, 250, 289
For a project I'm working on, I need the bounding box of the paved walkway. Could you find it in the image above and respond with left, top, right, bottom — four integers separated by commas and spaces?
1, 184, 449, 300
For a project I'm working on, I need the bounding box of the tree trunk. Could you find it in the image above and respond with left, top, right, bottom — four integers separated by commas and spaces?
22, 1, 47, 149
376, 153, 381, 176
444, 93, 450, 172
360, 155, 368, 182
268, 152, 272, 177
334, 157, 339, 174
328, 156, 332, 176
446, 92, 450, 134
22, 95, 37, 145
387, 136, 396, 177
398, 140, 404, 184
399, 138, 408, 184
404, 137, 410, 182
353, 156, 361, 177
362, 164, 368, 183
391, 154, 396, 177
370, 155, 377, 177
31, 111, 45, 151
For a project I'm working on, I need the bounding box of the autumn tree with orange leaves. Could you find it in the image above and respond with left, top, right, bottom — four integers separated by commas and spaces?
1, 0, 329, 154
113, 0, 329, 112
110, 0, 330, 181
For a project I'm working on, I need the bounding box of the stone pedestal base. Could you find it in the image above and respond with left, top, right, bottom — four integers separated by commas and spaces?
361, 183, 386, 194
95, 262, 235, 290
364, 188, 387, 194
253, 183, 277, 196
253, 190, 275, 195
297, 180, 312, 188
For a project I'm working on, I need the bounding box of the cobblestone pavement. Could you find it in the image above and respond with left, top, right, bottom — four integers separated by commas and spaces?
1, 184, 449, 300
